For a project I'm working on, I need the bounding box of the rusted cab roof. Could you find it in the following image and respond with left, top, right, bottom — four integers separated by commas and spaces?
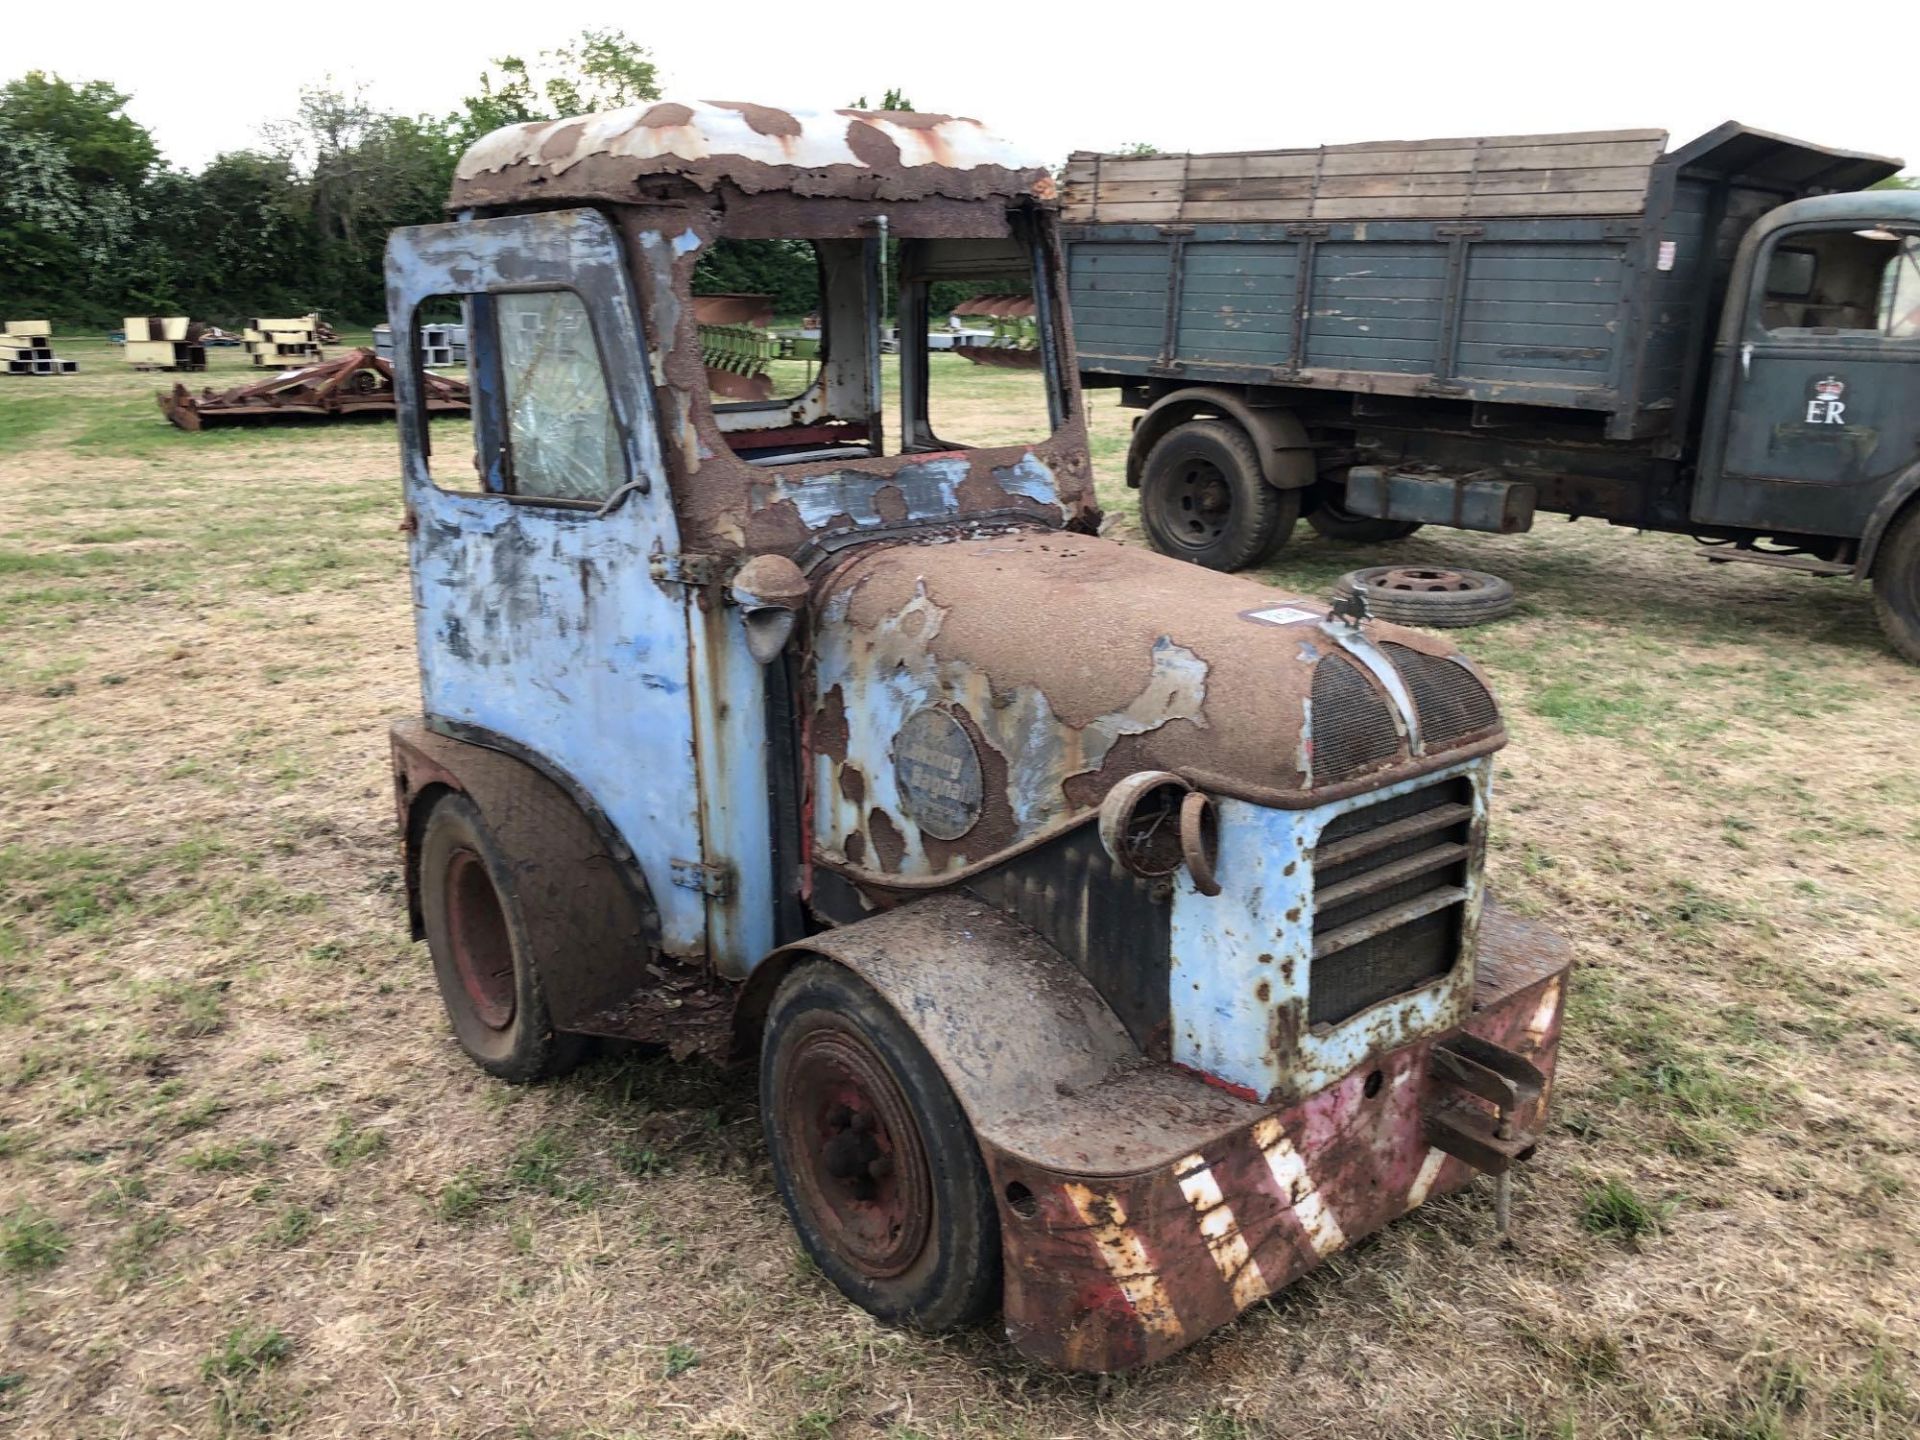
451, 100, 1057, 211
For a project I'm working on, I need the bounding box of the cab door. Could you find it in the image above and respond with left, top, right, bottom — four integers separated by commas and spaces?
1693, 221, 1920, 538
387, 209, 733, 969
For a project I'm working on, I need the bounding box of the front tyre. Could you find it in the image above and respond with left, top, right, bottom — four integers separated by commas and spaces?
418, 791, 586, 1083
1872, 502, 1920, 663
1139, 420, 1297, 571
761, 961, 1000, 1331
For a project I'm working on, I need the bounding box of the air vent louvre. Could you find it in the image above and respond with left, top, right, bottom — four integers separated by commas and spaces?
1309, 654, 1403, 784
1381, 643, 1499, 748
1309, 776, 1473, 1024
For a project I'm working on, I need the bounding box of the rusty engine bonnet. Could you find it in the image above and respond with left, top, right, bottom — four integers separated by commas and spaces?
810, 528, 1506, 888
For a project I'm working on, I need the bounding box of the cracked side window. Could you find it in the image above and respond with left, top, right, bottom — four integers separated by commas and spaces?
497, 291, 626, 502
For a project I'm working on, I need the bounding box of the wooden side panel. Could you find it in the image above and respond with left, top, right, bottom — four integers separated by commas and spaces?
1174, 242, 1299, 366
1060, 130, 1668, 225
1067, 242, 1171, 360
1305, 242, 1449, 375
1453, 242, 1628, 385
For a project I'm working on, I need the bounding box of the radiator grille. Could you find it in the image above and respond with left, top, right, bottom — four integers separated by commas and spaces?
1382, 643, 1499, 748
1309, 776, 1473, 1025
1310, 654, 1403, 784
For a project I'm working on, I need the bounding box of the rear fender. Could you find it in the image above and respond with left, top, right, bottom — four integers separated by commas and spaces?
1124, 386, 1314, 492
735, 893, 1140, 1142
1857, 461, 1920, 577
392, 718, 664, 1036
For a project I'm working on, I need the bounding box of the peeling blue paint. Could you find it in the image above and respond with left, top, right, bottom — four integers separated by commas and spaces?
1168, 756, 1489, 1102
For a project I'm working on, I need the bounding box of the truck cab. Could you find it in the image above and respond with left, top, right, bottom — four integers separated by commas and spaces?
383, 100, 1572, 1371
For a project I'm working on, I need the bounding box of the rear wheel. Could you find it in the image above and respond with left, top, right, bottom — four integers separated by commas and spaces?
419, 792, 586, 1082
761, 961, 1000, 1331
1308, 471, 1423, 543
1139, 420, 1298, 571
1872, 502, 1920, 663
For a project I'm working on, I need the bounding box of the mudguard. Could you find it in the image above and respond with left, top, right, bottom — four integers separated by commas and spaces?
1123, 386, 1316, 492
737, 893, 1143, 1146
743, 891, 1573, 1372
1857, 460, 1920, 578
388, 718, 718, 1050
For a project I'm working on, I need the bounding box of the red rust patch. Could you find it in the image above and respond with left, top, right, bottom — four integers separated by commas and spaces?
636, 102, 696, 128
814, 685, 850, 762
868, 809, 906, 873
838, 763, 867, 806
844, 120, 902, 171
707, 101, 802, 137
538, 122, 586, 161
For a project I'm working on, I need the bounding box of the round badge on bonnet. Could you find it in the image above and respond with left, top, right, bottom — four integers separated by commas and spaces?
892, 707, 983, 841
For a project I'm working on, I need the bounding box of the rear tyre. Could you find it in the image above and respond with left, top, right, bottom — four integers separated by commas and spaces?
1332, 564, 1517, 628
761, 961, 1000, 1331
1872, 502, 1920, 663
1307, 474, 1423, 543
1139, 420, 1298, 571
419, 792, 587, 1083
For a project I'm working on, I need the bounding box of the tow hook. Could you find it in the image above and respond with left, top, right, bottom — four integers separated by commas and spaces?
1425, 1033, 1547, 1237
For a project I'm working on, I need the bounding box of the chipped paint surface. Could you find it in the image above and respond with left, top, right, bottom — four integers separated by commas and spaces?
990, 905, 1572, 1371
388, 211, 712, 959
453, 99, 1055, 210
1168, 757, 1489, 1103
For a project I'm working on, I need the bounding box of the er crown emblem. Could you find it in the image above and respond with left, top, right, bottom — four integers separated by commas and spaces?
1805, 375, 1847, 425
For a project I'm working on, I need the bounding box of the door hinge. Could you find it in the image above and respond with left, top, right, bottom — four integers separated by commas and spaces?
670, 857, 734, 899
650, 552, 732, 588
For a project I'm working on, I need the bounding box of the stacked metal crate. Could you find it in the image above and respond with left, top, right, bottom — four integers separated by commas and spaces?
1, 321, 79, 375
123, 317, 206, 372
372, 323, 467, 367
244, 316, 323, 368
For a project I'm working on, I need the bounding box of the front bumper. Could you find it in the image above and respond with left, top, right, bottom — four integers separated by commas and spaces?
982, 903, 1571, 1371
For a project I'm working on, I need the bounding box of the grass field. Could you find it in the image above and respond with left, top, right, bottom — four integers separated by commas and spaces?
1, 335, 1917, 1440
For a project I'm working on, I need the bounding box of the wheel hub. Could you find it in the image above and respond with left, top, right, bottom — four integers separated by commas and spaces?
1155, 460, 1233, 547
444, 848, 515, 1030
1371, 566, 1481, 594
779, 1026, 932, 1278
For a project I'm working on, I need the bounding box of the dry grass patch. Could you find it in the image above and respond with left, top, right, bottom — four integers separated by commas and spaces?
0, 353, 1915, 1438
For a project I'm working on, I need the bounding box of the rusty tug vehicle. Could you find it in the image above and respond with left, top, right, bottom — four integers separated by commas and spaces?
383, 100, 1573, 1371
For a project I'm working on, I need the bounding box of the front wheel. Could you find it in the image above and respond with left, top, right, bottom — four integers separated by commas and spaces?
761, 961, 1000, 1331
1139, 420, 1298, 571
418, 792, 586, 1083
1872, 502, 1920, 663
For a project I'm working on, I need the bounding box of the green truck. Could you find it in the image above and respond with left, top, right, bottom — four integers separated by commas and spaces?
1064, 123, 1920, 659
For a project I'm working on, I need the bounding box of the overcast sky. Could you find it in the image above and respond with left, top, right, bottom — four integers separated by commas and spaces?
12, 1, 1919, 175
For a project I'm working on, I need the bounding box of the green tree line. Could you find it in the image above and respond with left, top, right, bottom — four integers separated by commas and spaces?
0, 32, 664, 327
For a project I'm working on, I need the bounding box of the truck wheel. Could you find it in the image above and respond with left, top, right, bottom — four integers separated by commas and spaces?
1871, 503, 1920, 663
1308, 476, 1423, 543
1139, 421, 1298, 570
418, 792, 587, 1083
1331, 564, 1516, 628
761, 961, 1000, 1331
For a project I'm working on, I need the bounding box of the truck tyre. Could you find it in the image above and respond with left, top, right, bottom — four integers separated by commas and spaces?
418, 792, 587, 1083
1307, 474, 1423, 543
1331, 564, 1517, 628
1139, 421, 1298, 570
762, 961, 1000, 1332
1872, 503, 1920, 664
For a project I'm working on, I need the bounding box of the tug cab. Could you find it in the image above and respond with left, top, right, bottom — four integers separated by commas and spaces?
384, 100, 1573, 1370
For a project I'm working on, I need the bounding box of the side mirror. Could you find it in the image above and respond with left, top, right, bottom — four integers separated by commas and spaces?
729, 554, 810, 664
